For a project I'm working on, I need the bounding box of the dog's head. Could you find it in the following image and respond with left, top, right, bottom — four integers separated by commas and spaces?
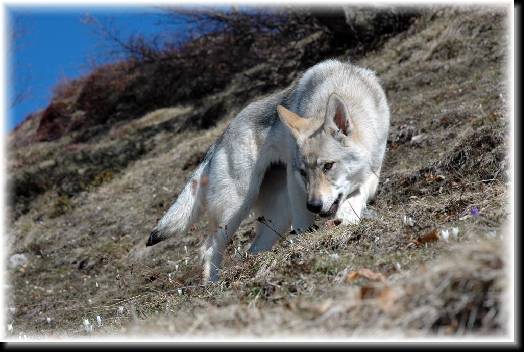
277, 93, 369, 217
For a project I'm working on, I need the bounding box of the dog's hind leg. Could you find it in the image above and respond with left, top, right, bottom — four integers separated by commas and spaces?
249, 164, 291, 253
201, 210, 246, 283
200, 161, 262, 282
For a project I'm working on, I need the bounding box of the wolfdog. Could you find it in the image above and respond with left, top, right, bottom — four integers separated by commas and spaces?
146, 59, 390, 282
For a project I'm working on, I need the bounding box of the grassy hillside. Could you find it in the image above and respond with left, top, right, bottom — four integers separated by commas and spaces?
5, 6, 511, 339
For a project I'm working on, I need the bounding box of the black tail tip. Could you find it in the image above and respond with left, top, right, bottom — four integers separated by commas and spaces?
146, 229, 162, 247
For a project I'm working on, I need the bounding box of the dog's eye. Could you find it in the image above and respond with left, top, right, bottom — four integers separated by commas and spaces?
323, 162, 335, 172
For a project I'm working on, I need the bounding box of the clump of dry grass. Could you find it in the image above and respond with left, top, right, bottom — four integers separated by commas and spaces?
397, 240, 505, 334
83, 227, 505, 338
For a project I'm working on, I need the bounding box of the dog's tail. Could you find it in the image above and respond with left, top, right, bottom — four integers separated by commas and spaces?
146, 151, 212, 247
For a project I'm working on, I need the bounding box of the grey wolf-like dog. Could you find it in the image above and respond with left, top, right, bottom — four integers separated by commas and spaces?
146, 59, 390, 282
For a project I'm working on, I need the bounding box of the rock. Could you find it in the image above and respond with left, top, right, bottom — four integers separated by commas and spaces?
410, 133, 427, 144
77, 257, 98, 271
362, 208, 378, 220
9, 254, 28, 269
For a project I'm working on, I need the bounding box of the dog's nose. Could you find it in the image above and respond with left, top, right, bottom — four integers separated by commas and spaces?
307, 201, 323, 214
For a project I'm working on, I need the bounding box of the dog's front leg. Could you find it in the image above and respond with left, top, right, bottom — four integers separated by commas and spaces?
336, 191, 365, 225
336, 174, 379, 225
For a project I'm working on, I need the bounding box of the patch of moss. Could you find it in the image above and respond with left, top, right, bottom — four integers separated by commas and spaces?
48, 195, 72, 218
90, 170, 115, 188
312, 256, 341, 276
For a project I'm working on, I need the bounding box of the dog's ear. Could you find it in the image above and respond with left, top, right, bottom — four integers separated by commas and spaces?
324, 93, 352, 137
277, 105, 312, 141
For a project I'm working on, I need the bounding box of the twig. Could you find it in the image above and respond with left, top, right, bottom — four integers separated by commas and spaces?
347, 201, 362, 223
256, 216, 286, 240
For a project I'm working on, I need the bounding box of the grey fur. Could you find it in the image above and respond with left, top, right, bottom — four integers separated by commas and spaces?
147, 59, 390, 282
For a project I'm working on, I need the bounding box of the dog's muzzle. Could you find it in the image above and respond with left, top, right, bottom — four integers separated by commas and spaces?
319, 193, 342, 218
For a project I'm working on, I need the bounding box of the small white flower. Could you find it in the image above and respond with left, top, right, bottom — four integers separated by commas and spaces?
177, 288, 183, 295
46, 317, 51, 324
95, 282, 99, 288
440, 229, 450, 242
403, 215, 415, 227
451, 227, 459, 240
83, 319, 93, 332
117, 306, 124, 314
96, 315, 102, 326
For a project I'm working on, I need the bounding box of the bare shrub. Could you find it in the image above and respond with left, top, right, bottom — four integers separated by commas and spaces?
33, 6, 418, 141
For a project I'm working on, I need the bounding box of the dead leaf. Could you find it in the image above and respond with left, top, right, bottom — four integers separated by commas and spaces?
409, 228, 440, 247
346, 268, 387, 283
359, 285, 378, 299
358, 268, 387, 282
378, 287, 399, 313
346, 271, 360, 282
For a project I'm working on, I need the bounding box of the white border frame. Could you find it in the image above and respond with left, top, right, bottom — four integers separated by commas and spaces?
0, 0, 517, 344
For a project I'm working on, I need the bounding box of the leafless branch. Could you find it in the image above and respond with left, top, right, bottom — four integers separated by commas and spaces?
9, 17, 32, 108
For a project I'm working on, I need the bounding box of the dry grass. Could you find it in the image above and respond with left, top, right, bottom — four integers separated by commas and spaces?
5, 6, 511, 340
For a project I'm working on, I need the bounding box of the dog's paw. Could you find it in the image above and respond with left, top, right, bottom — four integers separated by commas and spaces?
340, 216, 361, 225
336, 201, 363, 225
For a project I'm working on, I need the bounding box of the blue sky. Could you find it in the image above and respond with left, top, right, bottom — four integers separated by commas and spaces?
6, 6, 190, 131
